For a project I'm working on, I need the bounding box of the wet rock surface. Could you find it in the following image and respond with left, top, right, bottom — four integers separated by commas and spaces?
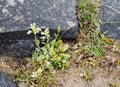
100, 0, 120, 39
0, 72, 17, 87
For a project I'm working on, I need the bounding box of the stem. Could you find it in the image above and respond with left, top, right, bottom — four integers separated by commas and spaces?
34, 34, 40, 48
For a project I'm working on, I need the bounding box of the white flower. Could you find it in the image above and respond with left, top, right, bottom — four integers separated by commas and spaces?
37, 68, 42, 72
31, 68, 42, 78
46, 27, 49, 31
33, 23, 36, 26
46, 61, 50, 66
31, 72, 36, 78
30, 23, 36, 27
36, 27, 41, 31
44, 28, 49, 34
40, 36, 46, 41
44, 28, 50, 37
27, 30, 32, 34
41, 31, 45, 35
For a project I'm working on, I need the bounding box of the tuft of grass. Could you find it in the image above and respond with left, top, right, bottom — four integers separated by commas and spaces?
76, 0, 106, 82
85, 28, 104, 58
77, 0, 104, 58
77, 0, 98, 32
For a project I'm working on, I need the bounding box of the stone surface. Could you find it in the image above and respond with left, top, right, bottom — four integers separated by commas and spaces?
0, 72, 17, 87
0, 40, 35, 58
0, 30, 35, 57
0, 0, 78, 57
0, 0, 78, 38
100, 0, 120, 39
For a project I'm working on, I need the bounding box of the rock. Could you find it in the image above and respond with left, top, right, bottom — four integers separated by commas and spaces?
0, 72, 17, 87
0, 40, 35, 58
101, 24, 120, 39
0, 0, 78, 57
100, 0, 120, 40
0, 0, 78, 38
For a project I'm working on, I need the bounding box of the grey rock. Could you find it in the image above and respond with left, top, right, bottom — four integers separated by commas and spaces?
0, 72, 17, 87
0, 40, 35, 58
0, 0, 78, 38
100, 0, 120, 39
0, 30, 35, 57
101, 23, 120, 39
0, 0, 78, 57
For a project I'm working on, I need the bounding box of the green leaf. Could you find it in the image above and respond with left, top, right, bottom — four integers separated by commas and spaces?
58, 44, 64, 52
49, 47, 55, 56
56, 40, 63, 47
50, 40, 56, 47
62, 59, 66, 63
41, 47, 47, 55
57, 26, 61, 33
35, 39, 40, 47
46, 54, 49, 59
61, 53, 70, 59
45, 44, 50, 49
49, 47, 54, 52
54, 33, 58, 39
93, 19, 99, 27
39, 55, 45, 62
35, 48, 40, 52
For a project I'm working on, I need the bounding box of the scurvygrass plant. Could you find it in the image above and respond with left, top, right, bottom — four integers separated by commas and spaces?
15, 23, 70, 87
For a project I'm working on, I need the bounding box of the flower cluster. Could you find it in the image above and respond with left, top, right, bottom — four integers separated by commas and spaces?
31, 68, 42, 78
27, 23, 50, 41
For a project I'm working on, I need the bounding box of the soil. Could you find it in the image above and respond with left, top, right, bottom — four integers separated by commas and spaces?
56, 66, 120, 87
55, 46, 120, 87
0, 49, 120, 87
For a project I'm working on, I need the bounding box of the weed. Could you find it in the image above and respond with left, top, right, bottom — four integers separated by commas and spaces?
76, 0, 105, 82
15, 24, 70, 87
85, 28, 104, 58
77, 0, 97, 32
30, 24, 70, 71
77, 0, 104, 58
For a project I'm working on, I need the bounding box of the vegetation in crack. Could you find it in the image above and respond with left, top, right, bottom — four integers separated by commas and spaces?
15, 24, 70, 87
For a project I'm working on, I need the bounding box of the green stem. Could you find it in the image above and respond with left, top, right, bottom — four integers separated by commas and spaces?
34, 34, 40, 48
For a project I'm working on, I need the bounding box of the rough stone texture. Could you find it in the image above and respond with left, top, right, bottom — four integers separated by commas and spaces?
0, 30, 35, 57
0, 72, 17, 87
0, 0, 78, 57
0, 40, 35, 58
0, 0, 78, 38
100, 0, 120, 39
